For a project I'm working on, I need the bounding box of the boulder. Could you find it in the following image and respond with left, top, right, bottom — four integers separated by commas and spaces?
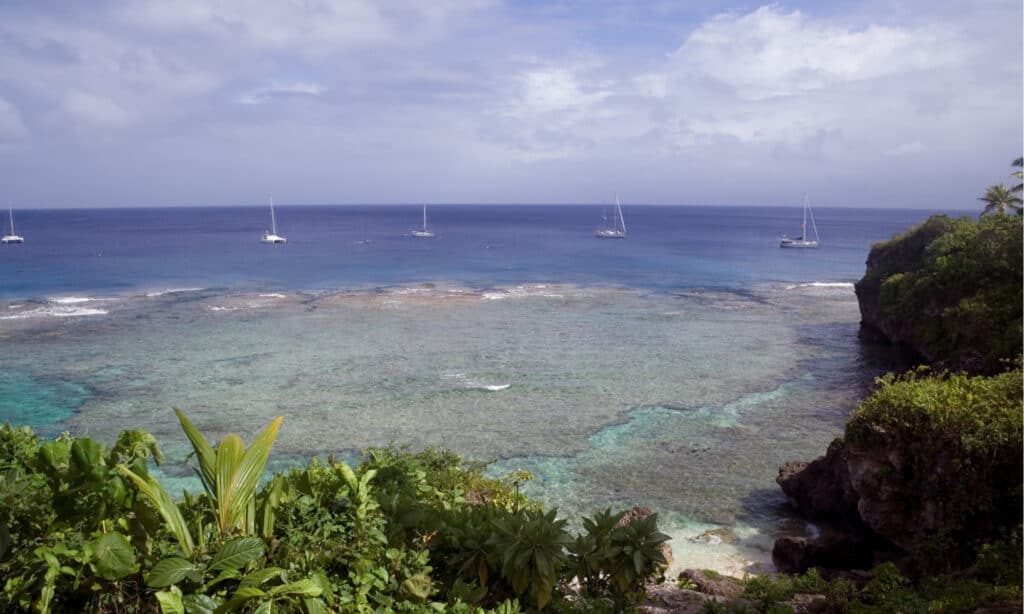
677, 569, 743, 599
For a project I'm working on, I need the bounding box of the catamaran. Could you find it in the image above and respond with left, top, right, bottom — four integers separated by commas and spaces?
260, 197, 286, 244
1, 204, 24, 244
410, 204, 434, 238
780, 194, 819, 248
595, 194, 626, 239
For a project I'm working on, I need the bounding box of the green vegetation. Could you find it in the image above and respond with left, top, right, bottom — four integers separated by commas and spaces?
977, 184, 1022, 215
859, 212, 1022, 373
978, 158, 1024, 214
0, 413, 670, 613
823, 166, 1023, 610
706, 557, 1022, 613
846, 368, 1022, 567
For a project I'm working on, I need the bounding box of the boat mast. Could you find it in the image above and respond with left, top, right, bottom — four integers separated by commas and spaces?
269, 197, 277, 235
423, 204, 427, 231
8, 204, 13, 235
615, 193, 626, 233
807, 196, 820, 243
801, 194, 808, 240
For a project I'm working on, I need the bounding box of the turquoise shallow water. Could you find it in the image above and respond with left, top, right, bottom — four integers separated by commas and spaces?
0, 281, 890, 574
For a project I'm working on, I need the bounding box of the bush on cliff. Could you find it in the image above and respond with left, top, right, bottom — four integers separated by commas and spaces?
846, 368, 1023, 562
854, 213, 1022, 374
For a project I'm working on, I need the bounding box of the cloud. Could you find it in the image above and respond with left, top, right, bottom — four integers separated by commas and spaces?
117, 0, 494, 58
0, 97, 28, 142
673, 5, 961, 100
64, 91, 134, 126
512, 67, 610, 116
238, 82, 327, 105
0, 1, 1018, 207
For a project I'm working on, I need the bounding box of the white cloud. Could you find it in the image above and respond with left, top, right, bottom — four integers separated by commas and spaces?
64, 91, 134, 126
512, 67, 610, 116
633, 73, 668, 99
0, 97, 28, 142
673, 5, 961, 100
238, 82, 327, 105
117, 0, 494, 58
0, 1, 1017, 207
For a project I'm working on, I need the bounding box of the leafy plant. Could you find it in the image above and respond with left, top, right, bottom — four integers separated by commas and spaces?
491, 509, 572, 610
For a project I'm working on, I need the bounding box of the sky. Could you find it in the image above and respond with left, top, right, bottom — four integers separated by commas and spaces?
0, 0, 1020, 209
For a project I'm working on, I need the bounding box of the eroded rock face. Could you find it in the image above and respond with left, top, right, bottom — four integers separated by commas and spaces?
775, 428, 999, 571
774, 436, 917, 571
777, 439, 858, 522
772, 532, 874, 574
853, 215, 955, 364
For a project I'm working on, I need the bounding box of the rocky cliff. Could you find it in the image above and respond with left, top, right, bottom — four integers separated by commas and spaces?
854, 214, 1022, 374
773, 370, 1023, 574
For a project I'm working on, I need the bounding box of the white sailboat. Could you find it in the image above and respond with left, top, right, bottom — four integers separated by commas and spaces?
595, 194, 626, 239
780, 194, 819, 248
260, 197, 286, 244
410, 204, 434, 238
1, 204, 24, 244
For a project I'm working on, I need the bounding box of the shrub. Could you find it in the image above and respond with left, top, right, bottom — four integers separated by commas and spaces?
857, 213, 1022, 373
846, 368, 1022, 555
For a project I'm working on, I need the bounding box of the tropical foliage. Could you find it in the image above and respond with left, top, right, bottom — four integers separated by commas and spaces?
1010, 156, 1022, 194
718, 556, 1022, 614
978, 183, 1022, 215
857, 212, 1022, 373
846, 368, 1023, 561
0, 414, 671, 613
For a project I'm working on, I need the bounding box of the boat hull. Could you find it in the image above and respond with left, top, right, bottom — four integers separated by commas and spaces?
1, 235, 24, 244
595, 230, 626, 239
779, 239, 818, 248
261, 234, 286, 244
410, 230, 434, 238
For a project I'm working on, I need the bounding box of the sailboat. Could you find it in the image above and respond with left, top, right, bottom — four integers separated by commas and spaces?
1, 204, 24, 244
260, 197, 286, 244
595, 194, 626, 238
780, 194, 819, 248
410, 204, 434, 238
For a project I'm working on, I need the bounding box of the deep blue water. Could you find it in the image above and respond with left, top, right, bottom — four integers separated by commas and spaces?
0, 205, 962, 298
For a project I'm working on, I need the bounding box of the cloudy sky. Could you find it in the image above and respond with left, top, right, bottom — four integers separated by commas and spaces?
0, 1, 1020, 208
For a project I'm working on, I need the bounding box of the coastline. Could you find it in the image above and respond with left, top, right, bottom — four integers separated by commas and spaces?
0, 280, 878, 575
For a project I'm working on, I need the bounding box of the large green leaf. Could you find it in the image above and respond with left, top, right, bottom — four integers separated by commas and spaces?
239, 567, 283, 590
213, 586, 265, 613
70, 438, 104, 482
303, 598, 327, 614
155, 586, 185, 614
215, 434, 246, 532
259, 475, 285, 540
116, 464, 194, 558
269, 579, 322, 598
221, 417, 283, 532
253, 600, 273, 614
148, 557, 198, 587
91, 532, 136, 580
182, 594, 221, 614
38, 439, 71, 474
175, 408, 218, 499
208, 537, 265, 572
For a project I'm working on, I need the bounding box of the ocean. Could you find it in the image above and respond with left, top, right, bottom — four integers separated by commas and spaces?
0, 204, 956, 574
